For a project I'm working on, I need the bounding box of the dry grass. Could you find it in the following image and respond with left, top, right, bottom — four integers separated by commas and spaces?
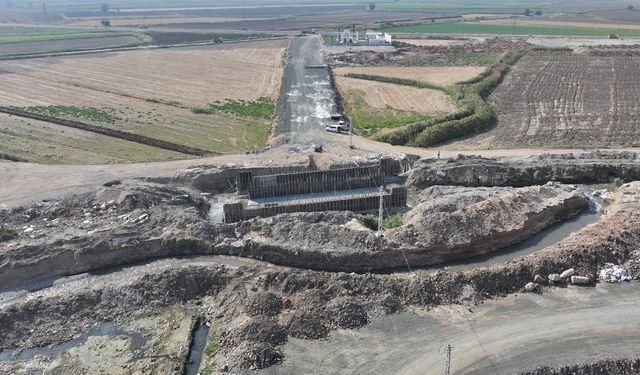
335, 76, 455, 114
334, 66, 485, 86
0, 40, 286, 157
0, 41, 285, 107
0, 113, 185, 164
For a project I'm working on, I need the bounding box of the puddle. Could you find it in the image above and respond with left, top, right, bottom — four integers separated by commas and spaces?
184, 322, 210, 375
0, 322, 147, 362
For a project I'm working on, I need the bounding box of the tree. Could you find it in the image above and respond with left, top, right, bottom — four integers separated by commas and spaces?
101, 18, 111, 27
524, 8, 531, 16
629, 4, 635, 10
535, 9, 543, 16
100, 3, 109, 12
368, 3, 376, 10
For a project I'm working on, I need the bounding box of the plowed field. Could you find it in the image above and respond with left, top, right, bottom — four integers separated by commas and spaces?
455, 54, 640, 148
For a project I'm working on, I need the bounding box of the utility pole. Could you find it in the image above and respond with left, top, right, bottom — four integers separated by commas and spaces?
377, 185, 384, 236
443, 344, 453, 375
349, 119, 354, 149
42, 2, 47, 23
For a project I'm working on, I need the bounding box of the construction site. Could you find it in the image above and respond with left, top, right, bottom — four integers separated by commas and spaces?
3, 0, 640, 374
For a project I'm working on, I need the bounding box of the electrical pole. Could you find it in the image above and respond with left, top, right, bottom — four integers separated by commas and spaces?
377, 185, 384, 236
349, 119, 353, 149
443, 344, 453, 375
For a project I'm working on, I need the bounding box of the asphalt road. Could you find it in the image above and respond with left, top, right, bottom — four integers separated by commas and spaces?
279, 35, 337, 145
265, 283, 640, 375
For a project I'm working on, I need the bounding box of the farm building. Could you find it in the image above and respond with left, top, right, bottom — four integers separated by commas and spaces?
366, 30, 392, 45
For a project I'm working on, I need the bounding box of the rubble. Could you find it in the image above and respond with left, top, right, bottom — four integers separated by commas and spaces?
548, 274, 563, 283
598, 263, 632, 283
570, 276, 590, 285
524, 282, 538, 292
560, 268, 575, 279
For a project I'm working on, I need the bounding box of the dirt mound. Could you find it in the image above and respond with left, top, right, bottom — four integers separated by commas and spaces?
244, 292, 283, 317
326, 298, 369, 329
408, 152, 640, 188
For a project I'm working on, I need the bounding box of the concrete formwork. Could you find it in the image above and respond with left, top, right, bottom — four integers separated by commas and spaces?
224, 187, 407, 223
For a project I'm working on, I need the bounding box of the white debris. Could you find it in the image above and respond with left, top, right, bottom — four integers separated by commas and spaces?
570, 276, 590, 285
548, 273, 562, 282
599, 263, 632, 283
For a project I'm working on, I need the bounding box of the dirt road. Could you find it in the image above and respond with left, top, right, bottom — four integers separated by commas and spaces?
265, 283, 640, 374
278, 35, 338, 145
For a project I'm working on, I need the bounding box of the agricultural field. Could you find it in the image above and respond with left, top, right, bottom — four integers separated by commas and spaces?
62, 16, 270, 27
0, 26, 148, 56
333, 66, 485, 86
0, 113, 184, 164
386, 21, 640, 37
453, 54, 640, 148
335, 75, 455, 136
0, 39, 286, 161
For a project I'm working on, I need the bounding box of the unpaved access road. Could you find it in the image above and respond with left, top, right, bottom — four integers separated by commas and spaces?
266, 283, 640, 375
278, 35, 338, 145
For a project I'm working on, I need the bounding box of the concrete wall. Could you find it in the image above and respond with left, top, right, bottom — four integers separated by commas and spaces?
224, 187, 407, 223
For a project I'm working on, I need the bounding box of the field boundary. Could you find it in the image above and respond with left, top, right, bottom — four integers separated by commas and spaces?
0, 107, 214, 156
374, 49, 525, 147
341, 73, 447, 92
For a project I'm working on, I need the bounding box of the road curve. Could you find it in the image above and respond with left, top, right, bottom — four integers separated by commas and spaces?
265, 283, 640, 375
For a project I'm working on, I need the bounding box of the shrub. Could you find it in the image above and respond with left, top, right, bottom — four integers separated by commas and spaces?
375, 49, 526, 147
608, 177, 624, 192
205, 339, 220, 356
383, 214, 403, 229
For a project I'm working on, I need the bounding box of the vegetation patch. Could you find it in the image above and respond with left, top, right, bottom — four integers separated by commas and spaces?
343, 73, 445, 91
19, 105, 119, 124
375, 49, 527, 147
343, 90, 434, 137
358, 213, 404, 231
192, 97, 275, 119
609, 178, 624, 192
205, 338, 220, 356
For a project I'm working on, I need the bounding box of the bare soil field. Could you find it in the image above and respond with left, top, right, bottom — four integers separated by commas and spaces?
0, 41, 285, 106
334, 66, 485, 86
452, 54, 640, 148
0, 35, 144, 56
335, 76, 455, 114
0, 40, 286, 157
0, 113, 184, 164
64, 16, 271, 27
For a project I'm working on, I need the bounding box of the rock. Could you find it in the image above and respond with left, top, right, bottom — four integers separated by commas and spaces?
560, 268, 575, 279
533, 274, 545, 284
548, 273, 563, 282
571, 276, 590, 285
524, 282, 538, 292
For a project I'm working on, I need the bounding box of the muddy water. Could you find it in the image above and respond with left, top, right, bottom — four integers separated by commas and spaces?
0, 322, 146, 362
185, 323, 210, 375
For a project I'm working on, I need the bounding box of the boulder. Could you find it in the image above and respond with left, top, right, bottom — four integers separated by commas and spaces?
533, 274, 545, 284
571, 276, 590, 285
524, 282, 538, 292
560, 268, 575, 279
548, 273, 563, 282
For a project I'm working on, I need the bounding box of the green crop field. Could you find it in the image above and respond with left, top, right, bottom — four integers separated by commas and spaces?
374, 1, 554, 13
0, 27, 138, 44
386, 21, 640, 37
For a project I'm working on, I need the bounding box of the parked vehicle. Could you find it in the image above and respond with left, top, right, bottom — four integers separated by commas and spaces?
326, 124, 348, 133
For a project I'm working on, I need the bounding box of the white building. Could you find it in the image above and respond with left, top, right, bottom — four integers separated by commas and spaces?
365, 30, 392, 45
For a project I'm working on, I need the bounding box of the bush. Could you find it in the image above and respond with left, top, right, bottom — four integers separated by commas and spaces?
608, 177, 624, 192
375, 49, 525, 147
205, 338, 220, 356
358, 214, 404, 230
